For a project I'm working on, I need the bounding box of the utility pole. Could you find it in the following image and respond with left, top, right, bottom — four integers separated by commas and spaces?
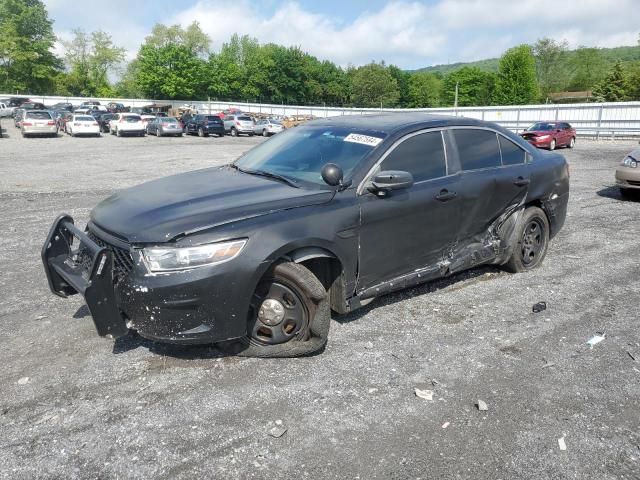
454, 82, 459, 109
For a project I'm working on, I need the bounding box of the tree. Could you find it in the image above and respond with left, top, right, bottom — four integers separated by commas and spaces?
567, 47, 608, 91
625, 61, 640, 100
494, 45, 539, 105
442, 67, 495, 106
407, 71, 442, 107
592, 60, 627, 102
0, 0, 61, 93
533, 37, 569, 98
144, 22, 210, 57
350, 63, 399, 107
388, 65, 411, 107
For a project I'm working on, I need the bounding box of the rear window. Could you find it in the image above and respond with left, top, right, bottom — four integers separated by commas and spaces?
453, 129, 502, 171
123, 115, 141, 122
25, 111, 52, 120
162, 118, 178, 123
75, 116, 94, 121
238, 116, 252, 121
206, 116, 222, 122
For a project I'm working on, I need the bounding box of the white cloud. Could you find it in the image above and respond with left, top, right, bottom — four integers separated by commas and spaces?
44, 0, 640, 70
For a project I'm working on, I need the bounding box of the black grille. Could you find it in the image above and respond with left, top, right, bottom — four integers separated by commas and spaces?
85, 231, 135, 281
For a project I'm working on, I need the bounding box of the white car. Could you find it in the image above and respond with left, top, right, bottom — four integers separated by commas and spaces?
110, 113, 146, 137
0, 102, 14, 118
254, 119, 284, 137
66, 115, 101, 137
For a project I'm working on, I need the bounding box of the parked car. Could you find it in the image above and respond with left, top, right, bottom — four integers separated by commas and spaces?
254, 119, 284, 137
519, 122, 576, 150
20, 101, 46, 111
107, 102, 128, 113
0, 102, 12, 118
184, 114, 225, 137
615, 147, 640, 198
224, 114, 255, 136
57, 111, 74, 132
66, 114, 101, 137
21, 110, 58, 138
42, 114, 569, 357
109, 113, 145, 137
2, 97, 29, 108
95, 113, 114, 133
49, 102, 74, 112
80, 101, 101, 107
146, 117, 183, 137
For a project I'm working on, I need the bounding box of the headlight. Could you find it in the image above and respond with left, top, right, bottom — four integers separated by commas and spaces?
143, 239, 247, 272
537, 135, 551, 140
622, 157, 638, 168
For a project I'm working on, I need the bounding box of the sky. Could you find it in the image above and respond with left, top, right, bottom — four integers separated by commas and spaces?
43, 0, 640, 70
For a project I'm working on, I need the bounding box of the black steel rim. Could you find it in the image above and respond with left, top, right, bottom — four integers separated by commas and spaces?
249, 280, 308, 345
520, 218, 544, 265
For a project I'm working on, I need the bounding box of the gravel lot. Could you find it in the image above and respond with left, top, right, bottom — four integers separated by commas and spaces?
1, 119, 639, 479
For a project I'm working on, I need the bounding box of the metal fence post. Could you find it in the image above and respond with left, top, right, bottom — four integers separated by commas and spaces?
596, 105, 603, 141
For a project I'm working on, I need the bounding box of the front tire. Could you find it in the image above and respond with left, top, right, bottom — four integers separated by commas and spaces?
235, 262, 330, 358
262, 129, 268, 137
549, 139, 556, 151
568, 137, 575, 149
503, 207, 550, 273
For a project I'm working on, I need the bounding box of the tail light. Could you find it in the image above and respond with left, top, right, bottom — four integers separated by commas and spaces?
92, 122, 98, 126
235, 121, 240, 126
47, 121, 55, 125
22, 122, 32, 126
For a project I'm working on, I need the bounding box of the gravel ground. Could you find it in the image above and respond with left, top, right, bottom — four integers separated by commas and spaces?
1, 120, 639, 480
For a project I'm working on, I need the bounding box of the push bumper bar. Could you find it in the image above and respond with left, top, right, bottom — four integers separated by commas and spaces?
41, 215, 128, 338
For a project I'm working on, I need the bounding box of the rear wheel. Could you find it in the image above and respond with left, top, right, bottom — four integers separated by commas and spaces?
549, 139, 556, 151
198, 127, 207, 137
503, 207, 550, 273
230, 127, 238, 137
116, 128, 122, 137
234, 261, 330, 357
157, 129, 162, 137
262, 129, 268, 137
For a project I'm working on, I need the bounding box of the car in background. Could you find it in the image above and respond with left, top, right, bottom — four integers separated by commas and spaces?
223, 114, 255, 136
95, 112, 114, 133
184, 114, 225, 137
107, 102, 128, 113
254, 119, 284, 137
520, 122, 576, 150
146, 117, 183, 137
109, 113, 145, 137
80, 101, 101, 108
66, 114, 101, 137
615, 147, 640, 198
0, 102, 12, 118
50, 102, 74, 112
57, 111, 74, 132
20, 110, 58, 138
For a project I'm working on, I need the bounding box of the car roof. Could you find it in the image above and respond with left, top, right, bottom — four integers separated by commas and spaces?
309, 112, 488, 135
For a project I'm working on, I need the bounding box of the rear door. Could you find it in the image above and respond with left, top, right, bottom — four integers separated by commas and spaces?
357, 130, 461, 290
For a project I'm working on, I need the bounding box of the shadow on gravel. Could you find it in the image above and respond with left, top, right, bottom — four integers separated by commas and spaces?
597, 185, 640, 201
113, 332, 234, 359
73, 305, 91, 318
335, 264, 504, 325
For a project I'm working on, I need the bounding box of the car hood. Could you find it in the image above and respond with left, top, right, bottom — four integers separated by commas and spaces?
90, 166, 333, 243
520, 130, 554, 137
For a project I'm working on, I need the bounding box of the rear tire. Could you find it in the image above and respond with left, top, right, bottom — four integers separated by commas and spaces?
503, 206, 550, 273
262, 129, 268, 137
231, 127, 238, 137
233, 261, 330, 358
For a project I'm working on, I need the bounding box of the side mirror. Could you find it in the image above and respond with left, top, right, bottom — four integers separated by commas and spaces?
321, 163, 344, 187
368, 170, 414, 194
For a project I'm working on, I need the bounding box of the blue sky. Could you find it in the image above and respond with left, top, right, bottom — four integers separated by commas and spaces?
43, 0, 640, 70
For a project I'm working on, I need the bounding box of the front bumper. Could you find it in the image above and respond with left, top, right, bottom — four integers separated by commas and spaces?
522, 136, 552, 148
615, 167, 640, 189
42, 216, 253, 344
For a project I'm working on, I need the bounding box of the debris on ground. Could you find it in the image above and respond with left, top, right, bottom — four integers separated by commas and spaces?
542, 361, 556, 369
414, 388, 434, 401
558, 436, 567, 451
35, 314, 47, 320
476, 399, 488, 411
532, 302, 547, 313
268, 426, 288, 438
17, 377, 30, 385
626, 351, 637, 362
587, 334, 606, 348
431, 379, 440, 386
442, 422, 450, 429
364, 341, 374, 349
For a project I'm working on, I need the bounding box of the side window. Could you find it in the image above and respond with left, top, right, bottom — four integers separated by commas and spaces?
453, 129, 501, 171
380, 131, 446, 182
498, 136, 526, 166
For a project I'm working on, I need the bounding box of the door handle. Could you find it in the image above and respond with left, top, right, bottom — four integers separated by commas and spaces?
435, 189, 457, 201
513, 177, 530, 187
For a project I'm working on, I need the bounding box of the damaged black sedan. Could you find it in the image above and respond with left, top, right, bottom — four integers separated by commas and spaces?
42, 114, 569, 357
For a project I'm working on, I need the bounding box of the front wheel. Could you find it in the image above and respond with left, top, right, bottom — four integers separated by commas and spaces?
234, 262, 330, 358
198, 127, 207, 137
568, 137, 575, 149
549, 139, 556, 151
262, 129, 268, 137
503, 206, 550, 273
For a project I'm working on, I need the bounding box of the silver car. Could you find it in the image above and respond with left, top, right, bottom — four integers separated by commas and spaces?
21, 110, 58, 138
223, 114, 255, 137
254, 119, 284, 137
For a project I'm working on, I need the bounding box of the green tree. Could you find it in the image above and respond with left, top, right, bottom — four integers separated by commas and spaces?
625, 61, 640, 100
442, 67, 495, 106
407, 71, 442, 107
350, 62, 399, 107
0, 0, 61, 93
388, 64, 411, 107
144, 22, 210, 57
533, 37, 570, 98
567, 47, 608, 91
494, 44, 539, 105
592, 60, 627, 102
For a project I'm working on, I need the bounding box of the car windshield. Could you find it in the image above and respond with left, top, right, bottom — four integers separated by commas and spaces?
75, 116, 94, 121
234, 126, 386, 187
26, 111, 51, 119
124, 115, 141, 122
528, 123, 555, 131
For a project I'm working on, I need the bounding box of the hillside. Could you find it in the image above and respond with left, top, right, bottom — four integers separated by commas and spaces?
413, 44, 640, 75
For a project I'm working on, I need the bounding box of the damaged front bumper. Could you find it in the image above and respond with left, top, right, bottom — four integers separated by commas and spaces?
41, 215, 128, 337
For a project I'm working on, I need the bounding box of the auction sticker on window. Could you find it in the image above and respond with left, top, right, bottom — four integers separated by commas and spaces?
344, 133, 383, 147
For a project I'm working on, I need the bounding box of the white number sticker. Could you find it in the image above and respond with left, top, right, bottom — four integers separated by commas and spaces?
344, 133, 383, 147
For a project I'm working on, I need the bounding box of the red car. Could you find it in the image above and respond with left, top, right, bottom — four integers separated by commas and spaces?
520, 122, 576, 150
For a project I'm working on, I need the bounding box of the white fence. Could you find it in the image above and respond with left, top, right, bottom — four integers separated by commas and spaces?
5, 93, 640, 138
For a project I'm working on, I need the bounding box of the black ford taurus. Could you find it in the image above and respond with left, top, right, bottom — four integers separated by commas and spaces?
42, 113, 569, 357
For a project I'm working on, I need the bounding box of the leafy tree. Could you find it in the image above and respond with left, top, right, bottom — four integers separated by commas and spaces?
442, 67, 495, 106
592, 60, 627, 102
388, 65, 411, 107
567, 47, 608, 91
494, 45, 539, 105
625, 61, 640, 100
407, 71, 442, 107
145, 22, 210, 57
0, 0, 61, 93
350, 62, 399, 108
114, 59, 143, 98
533, 37, 570, 98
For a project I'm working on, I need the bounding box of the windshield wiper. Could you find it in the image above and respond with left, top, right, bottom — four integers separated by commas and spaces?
232, 165, 300, 188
